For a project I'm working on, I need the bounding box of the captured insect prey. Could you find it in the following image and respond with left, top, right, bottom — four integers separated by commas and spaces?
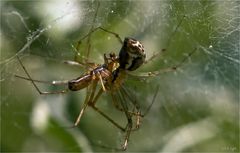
14, 1, 197, 151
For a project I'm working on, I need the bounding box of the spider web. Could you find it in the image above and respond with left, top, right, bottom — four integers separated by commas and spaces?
1, 0, 239, 152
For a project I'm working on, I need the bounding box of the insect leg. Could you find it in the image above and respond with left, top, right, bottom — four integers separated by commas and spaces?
73, 80, 98, 127
73, 96, 89, 127
96, 71, 106, 91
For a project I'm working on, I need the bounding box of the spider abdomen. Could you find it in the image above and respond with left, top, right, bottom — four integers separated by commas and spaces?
119, 37, 146, 71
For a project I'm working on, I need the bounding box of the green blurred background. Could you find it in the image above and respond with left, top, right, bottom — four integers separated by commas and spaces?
1, 0, 239, 152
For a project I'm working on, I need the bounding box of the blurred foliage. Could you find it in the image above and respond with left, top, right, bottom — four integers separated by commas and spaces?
1, 0, 239, 152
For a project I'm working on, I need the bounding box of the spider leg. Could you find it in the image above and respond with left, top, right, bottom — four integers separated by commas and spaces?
142, 85, 159, 117
73, 27, 123, 64
110, 92, 142, 116
73, 75, 126, 132
74, 2, 123, 64
130, 85, 159, 131
117, 89, 133, 151
89, 88, 126, 131
144, 15, 186, 65
76, 27, 123, 49
122, 120, 132, 151
144, 49, 167, 65
91, 105, 125, 131
16, 56, 68, 94
74, 27, 122, 64
129, 47, 197, 78
120, 86, 142, 130
120, 86, 140, 111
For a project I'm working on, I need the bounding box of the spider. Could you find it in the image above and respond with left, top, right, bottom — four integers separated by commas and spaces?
15, 2, 196, 151
15, 37, 157, 151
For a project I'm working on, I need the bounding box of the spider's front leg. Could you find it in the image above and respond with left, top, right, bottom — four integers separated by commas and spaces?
73, 26, 123, 65
129, 47, 197, 78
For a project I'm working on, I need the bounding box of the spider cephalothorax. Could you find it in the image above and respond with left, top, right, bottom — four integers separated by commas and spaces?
119, 37, 146, 71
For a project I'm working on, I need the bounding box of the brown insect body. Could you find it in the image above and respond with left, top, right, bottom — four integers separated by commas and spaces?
68, 65, 111, 91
